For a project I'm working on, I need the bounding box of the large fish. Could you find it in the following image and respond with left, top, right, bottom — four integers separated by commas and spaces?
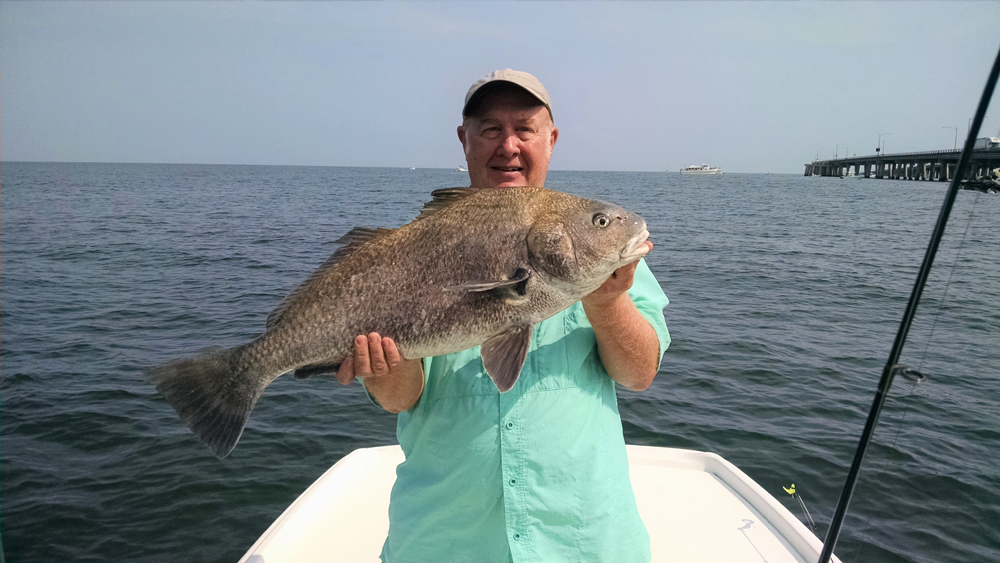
147, 186, 650, 457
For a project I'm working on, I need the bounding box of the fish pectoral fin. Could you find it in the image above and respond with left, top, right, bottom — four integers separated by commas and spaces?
445, 268, 531, 294
294, 363, 341, 379
480, 324, 533, 393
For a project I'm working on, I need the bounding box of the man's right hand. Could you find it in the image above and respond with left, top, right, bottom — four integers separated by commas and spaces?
337, 333, 425, 413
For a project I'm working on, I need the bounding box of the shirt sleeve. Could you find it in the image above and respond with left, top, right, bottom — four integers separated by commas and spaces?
627, 258, 671, 363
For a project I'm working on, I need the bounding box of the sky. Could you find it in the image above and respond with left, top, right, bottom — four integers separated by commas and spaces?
1, 1, 998, 174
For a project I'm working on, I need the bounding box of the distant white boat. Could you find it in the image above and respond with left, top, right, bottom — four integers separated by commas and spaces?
456, 165, 468, 172
680, 164, 722, 175
240, 445, 838, 563
409, 167, 416, 170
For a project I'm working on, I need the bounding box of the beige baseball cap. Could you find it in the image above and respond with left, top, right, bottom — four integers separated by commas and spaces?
463, 69, 553, 121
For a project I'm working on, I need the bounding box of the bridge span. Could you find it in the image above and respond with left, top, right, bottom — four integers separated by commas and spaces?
804, 148, 999, 181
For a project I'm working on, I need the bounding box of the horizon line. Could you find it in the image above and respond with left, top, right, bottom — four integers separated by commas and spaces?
0, 160, 798, 175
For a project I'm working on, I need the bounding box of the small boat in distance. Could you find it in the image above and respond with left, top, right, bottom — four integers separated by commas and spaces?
456, 165, 468, 172
680, 164, 722, 175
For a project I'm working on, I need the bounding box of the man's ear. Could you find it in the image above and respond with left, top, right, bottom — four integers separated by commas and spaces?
457, 126, 467, 151
550, 127, 559, 150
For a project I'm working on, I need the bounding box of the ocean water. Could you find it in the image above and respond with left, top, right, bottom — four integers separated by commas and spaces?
1, 162, 997, 563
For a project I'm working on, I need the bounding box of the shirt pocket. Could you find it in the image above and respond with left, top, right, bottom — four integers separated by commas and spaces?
422, 349, 498, 405
525, 303, 605, 392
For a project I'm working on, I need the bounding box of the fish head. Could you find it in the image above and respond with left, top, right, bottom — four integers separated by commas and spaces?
526, 196, 649, 294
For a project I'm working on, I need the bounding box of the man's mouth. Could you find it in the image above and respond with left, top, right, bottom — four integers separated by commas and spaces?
492, 166, 523, 173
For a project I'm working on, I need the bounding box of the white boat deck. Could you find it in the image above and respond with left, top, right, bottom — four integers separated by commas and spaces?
241, 445, 837, 563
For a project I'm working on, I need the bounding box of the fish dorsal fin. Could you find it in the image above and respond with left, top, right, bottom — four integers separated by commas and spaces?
480, 324, 533, 393
265, 226, 395, 329
333, 226, 395, 247
415, 188, 481, 221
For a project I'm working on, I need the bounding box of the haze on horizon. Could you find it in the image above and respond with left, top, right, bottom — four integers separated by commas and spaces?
1, 1, 998, 174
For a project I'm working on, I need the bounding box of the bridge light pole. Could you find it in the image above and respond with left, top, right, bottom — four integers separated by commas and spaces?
878, 132, 891, 155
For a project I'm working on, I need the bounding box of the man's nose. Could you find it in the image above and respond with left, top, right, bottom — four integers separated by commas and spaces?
497, 130, 519, 157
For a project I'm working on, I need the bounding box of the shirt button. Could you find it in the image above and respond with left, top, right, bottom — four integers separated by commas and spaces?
513, 533, 521, 541
506, 422, 514, 429
509, 478, 516, 486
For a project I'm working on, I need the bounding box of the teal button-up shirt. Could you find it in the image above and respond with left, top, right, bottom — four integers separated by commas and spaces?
380, 260, 669, 563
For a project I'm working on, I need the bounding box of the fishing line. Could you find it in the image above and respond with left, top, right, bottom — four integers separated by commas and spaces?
845, 189, 986, 562
818, 45, 1000, 563
842, 194, 982, 563
915, 189, 983, 374
838, 199, 980, 562
848, 190, 980, 561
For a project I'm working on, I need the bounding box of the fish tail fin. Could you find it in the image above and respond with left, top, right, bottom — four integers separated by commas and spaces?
145, 346, 264, 458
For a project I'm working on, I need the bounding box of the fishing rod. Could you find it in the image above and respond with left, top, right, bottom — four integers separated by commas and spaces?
818, 45, 1000, 563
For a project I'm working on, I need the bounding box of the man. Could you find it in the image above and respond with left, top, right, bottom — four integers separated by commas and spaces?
337, 69, 670, 563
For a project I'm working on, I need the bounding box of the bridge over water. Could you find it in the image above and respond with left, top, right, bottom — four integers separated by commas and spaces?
804, 148, 999, 181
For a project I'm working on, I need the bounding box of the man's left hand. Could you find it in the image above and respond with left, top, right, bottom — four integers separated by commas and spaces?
582, 241, 654, 310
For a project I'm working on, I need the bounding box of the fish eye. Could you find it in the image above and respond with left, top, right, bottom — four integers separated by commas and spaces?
592, 213, 610, 228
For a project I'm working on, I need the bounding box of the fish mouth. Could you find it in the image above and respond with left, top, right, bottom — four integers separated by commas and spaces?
621, 229, 650, 260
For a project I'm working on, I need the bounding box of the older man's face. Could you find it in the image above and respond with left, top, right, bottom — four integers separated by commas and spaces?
458, 89, 559, 189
